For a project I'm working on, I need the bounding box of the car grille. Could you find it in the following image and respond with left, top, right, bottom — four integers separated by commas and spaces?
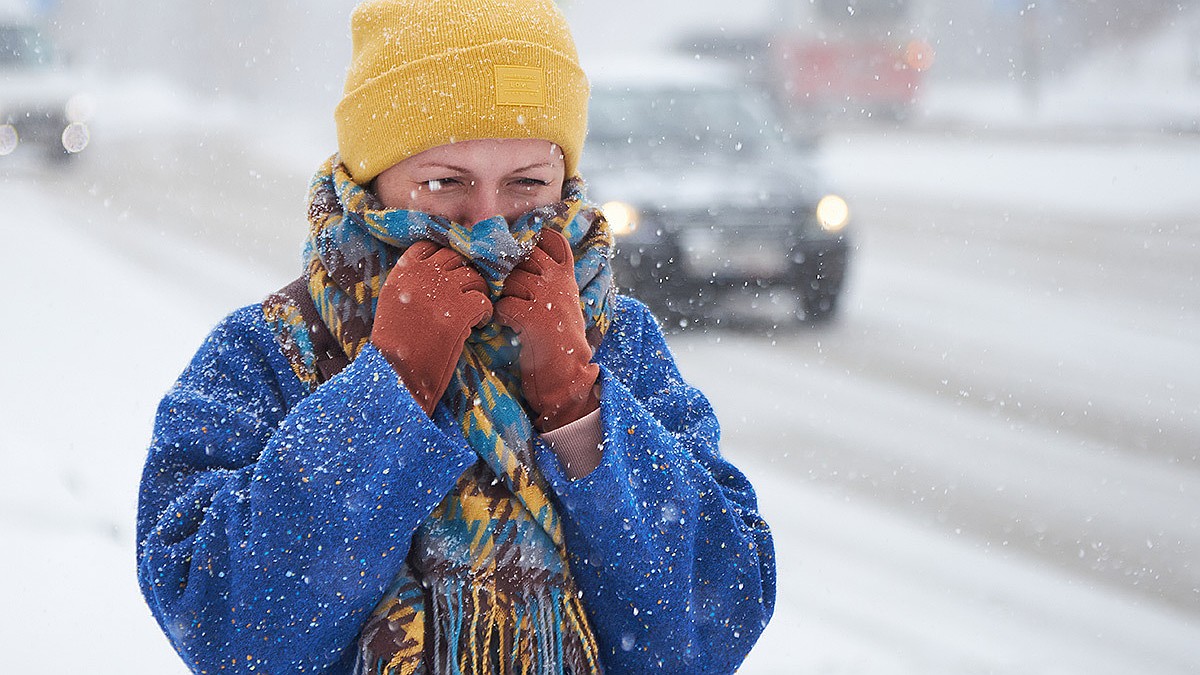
3, 107, 66, 141
659, 209, 810, 279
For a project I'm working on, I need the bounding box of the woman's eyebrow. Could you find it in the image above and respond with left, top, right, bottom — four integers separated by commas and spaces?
416, 162, 558, 173
412, 162, 552, 171
416, 163, 472, 173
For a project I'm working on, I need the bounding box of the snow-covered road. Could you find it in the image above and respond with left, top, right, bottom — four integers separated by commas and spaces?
2, 121, 1197, 673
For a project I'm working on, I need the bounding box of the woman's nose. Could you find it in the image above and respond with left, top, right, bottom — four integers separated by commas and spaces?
460, 187, 507, 225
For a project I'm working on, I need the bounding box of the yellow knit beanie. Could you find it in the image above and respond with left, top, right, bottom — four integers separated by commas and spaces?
335, 0, 590, 184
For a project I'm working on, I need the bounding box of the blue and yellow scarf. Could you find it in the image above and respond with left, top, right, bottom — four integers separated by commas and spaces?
263, 156, 613, 674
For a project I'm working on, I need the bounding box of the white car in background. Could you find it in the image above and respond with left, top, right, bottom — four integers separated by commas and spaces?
1, 12, 92, 163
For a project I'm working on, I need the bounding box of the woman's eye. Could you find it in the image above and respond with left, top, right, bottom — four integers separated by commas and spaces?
422, 178, 459, 192
515, 178, 550, 188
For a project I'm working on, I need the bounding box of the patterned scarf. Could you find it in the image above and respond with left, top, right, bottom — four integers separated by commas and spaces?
263, 156, 614, 674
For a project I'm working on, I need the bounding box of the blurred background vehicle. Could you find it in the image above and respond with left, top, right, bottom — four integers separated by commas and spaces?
770, 0, 934, 126
583, 59, 852, 326
678, 0, 934, 135
0, 6, 92, 163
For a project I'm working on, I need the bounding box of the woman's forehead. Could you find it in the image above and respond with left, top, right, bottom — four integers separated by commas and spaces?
405, 138, 563, 166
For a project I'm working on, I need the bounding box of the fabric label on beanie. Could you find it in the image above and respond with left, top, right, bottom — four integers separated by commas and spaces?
494, 65, 546, 107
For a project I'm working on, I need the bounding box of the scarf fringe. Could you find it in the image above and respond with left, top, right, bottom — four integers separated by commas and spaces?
363, 578, 601, 675
427, 580, 601, 675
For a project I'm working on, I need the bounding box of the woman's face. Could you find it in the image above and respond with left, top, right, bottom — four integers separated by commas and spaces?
373, 138, 566, 225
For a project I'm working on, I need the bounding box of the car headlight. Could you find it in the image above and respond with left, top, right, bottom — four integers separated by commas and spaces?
0, 124, 18, 156
61, 122, 90, 153
602, 200, 639, 237
816, 194, 850, 233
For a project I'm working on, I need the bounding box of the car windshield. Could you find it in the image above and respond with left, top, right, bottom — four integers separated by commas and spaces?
587, 86, 785, 165
0, 25, 56, 67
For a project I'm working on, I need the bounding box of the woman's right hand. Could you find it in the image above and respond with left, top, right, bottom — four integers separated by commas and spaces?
371, 241, 492, 415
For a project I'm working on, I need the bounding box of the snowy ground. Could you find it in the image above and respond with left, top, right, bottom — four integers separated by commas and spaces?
3, 60, 1199, 675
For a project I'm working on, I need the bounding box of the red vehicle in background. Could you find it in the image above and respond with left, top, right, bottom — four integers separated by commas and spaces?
771, 0, 933, 127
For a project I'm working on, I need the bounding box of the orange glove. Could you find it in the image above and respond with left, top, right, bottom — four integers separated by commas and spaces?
371, 241, 492, 416
495, 229, 599, 432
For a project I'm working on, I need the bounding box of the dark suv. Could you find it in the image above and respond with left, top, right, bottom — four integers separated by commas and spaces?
582, 60, 851, 325
1, 16, 92, 162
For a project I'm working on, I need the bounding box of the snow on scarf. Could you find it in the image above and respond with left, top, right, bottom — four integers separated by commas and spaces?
262, 155, 613, 674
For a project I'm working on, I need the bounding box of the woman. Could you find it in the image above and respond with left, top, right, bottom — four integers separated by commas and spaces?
136, 1, 775, 673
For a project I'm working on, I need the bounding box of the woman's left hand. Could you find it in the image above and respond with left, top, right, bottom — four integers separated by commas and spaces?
495, 228, 599, 432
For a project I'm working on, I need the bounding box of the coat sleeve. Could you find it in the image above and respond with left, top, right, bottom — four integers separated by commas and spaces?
534, 297, 777, 674
135, 306, 477, 674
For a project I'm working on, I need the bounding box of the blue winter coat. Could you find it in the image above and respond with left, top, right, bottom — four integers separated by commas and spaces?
136, 294, 775, 674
